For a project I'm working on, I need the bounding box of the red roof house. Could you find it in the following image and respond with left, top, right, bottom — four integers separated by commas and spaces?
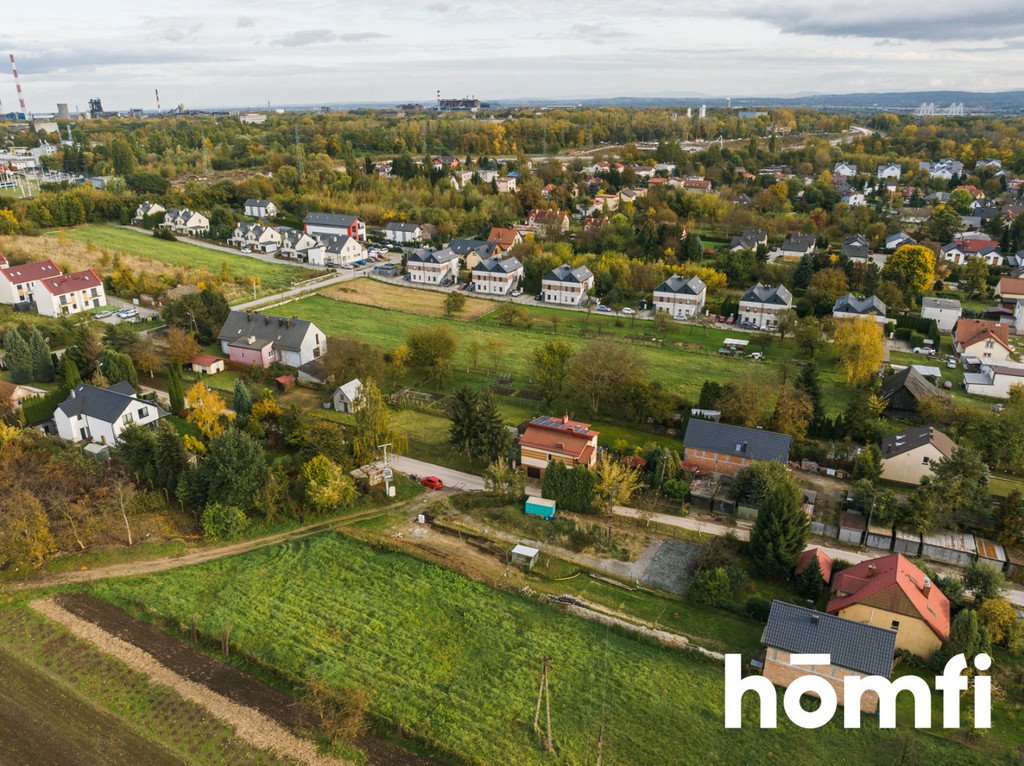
518, 414, 599, 479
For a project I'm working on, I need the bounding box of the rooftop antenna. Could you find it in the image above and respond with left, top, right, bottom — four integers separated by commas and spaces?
155, 88, 161, 114
9, 52, 29, 117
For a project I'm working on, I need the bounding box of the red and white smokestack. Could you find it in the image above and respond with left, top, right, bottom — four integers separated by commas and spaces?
10, 53, 28, 114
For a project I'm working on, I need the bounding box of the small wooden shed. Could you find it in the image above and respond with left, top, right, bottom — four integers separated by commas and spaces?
525, 496, 556, 520
511, 544, 540, 570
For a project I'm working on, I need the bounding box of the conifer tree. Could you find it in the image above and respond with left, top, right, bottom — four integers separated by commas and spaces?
28, 329, 55, 383
3, 330, 32, 384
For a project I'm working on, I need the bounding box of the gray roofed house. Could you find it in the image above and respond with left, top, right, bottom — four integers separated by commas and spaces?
384, 222, 421, 233
654, 274, 706, 295
841, 234, 871, 260
833, 293, 887, 319
54, 382, 166, 445
304, 212, 359, 228
448, 239, 498, 257
728, 228, 768, 251
881, 425, 956, 460
545, 263, 594, 283
683, 419, 791, 475
740, 283, 793, 306
779, 233, 816, 256
407, 247, 459, 265
217, 310, 325, 368
761, 600, 896, 678
473, 255, 524, 274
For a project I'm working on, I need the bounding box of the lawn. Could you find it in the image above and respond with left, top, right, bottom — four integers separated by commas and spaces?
322, 278, 495, 320
50, 225, 314, 300
91, 534, 995, 766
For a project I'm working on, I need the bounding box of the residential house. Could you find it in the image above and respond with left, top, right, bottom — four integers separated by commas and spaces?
832, 293, 887, 323
776, 233, 816, 261
309, 234, 364, 267
431, 155, 460, 171
496, 176, 517, 193
876, 163, 902, 180
189, 354, 225, 375
921, 296, 962, 333
243, 198, 277, 218
996, 277, 1024, 303
217, 311, 326, 368
471, 256, 524, 295
953, 318, 1013, 361
303, 212, 366, 242
591, 193, 620, 213
582, 216, 608, 231
35, 269, 106, 317
963, 361, 1024, 399
923, 158, 964, 180
728, 228, 768, 252
0, 382, 44, 411
55, 382, 165, 446
682, 419, 792, 476
738, 283, 793, 329
833, 161, 858, 177
487, 227, 523, 254
652, 274, 707, 319
976, 158, 1003, 171
940, 239, 1002, 267
879, 426, 956, 486
678, 177, 712, 193
879, 367, 939, 418
278, 227, 321, 261
527, 209, 570, 235
332, 379, 363, 414
406, 248, 459, 285
841, 189, 867, 207
885, 232, 916, 252
383, 222, 426, 243
541, 263, 594, 306
227, 223, 282, 253
841, 234, 871, 260
0, 258, 62, 307
160, 208, 209, 236
132, 201, 165, 224
828, 554, 951, 659
448, 239, 497, 270
618, 188, 647, 204
761, 600, 896, 714
518, 414, 599, 479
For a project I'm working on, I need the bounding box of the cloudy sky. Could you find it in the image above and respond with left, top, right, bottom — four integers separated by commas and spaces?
2, 1, 1022, 111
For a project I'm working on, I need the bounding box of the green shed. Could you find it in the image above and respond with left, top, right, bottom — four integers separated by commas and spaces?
525, 496, 556, 520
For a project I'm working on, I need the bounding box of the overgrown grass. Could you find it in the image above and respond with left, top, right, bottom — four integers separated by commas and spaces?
93, 534, 996, 766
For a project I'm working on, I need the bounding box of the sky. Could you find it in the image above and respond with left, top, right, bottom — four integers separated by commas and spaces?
2, 1, 1023, 111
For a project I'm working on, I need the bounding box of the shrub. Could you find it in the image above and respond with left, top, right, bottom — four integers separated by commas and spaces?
200, 502, 249, 541
662, 478, 690, 501
745, 596, 772, 622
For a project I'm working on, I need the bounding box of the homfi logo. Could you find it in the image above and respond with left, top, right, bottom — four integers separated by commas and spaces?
724, 653, 992, 729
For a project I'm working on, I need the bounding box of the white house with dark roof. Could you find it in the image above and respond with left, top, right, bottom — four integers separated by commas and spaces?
880, 426, 956, 485
833, 161, 858, 177
738, 283, 793, 329
876, 163, 902, 180
448, 239, 498, 270
303, 212, 366, 242
885, 232, 917, 252
278, 227, 321, 261
309, 234, 364, 267
924, 158, 964, 180
160, 208, 209, 236
471, 256, 524, 295
832, 293, 887, 323
841, 234, 871, 260
55, 382, 165, 446
921, 296, 962, 332
652, 275, 706, 319
383, 222, 426, 243
728, 228, 768, 252
227, 223, 282, 253
773, 233, 816, 261
406, 248, 459, 285
132, 201, 165, 224
217, 310, 325, 368
963, 361, 1024, 400
542, 263, 594, 306
243, 199, 277, 218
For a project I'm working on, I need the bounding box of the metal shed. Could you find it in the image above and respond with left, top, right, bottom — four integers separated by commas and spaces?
838, 512, 867, 545
525, 496, 556, 520
865, 524, 893, 552
810, 521, 839, 539
975, 538, 1007, 570
511, 544, 540, 570
921, 531, 977, 567
1005, 548, 1024, 578
893, 529, 922, 557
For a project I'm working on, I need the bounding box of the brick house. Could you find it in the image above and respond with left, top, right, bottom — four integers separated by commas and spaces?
518, 415, 599, 479
682, 419, 792, 476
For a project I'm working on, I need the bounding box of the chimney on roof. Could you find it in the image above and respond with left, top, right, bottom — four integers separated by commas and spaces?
867, 564, 877, 577
810, 613, 820, 624
922, 576, 932, 596
562, 413, 569, 424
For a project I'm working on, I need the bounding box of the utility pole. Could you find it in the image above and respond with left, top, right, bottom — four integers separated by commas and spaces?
532, 656, 554, 752
378, 442, 394, 497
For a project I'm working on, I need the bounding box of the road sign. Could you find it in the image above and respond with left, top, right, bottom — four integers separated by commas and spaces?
382, 467, 393, 481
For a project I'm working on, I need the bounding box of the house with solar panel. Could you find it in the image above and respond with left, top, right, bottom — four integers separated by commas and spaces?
518, 415, 599, 479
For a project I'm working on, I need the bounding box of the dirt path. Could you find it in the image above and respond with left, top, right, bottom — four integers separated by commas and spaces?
30, 597, 349, 766
4, 503, 415, 591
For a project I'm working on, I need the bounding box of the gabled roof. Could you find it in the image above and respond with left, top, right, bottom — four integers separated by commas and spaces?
828, 554, 951, 642
473, 255, 523, 274
407, 247, 458, 265
880, 367, 938, 406
57, 382, 163, 424
880, 425, 956, 459
216, 310, 317, 352
654, 274, 706, 296
762, 600, 895, 677
740, 282, 792, 306
41, 269, 102, 296
244, 198, 272, 207
303, 212, 360, 228
448, 239, 497, 257
997, 277, 1024, 295
954, 318, 1012, 352
384, 221, 421, 233
683, 419, 791, 463
833, 293, 886, 316
544, 263, 593, 284
729, 228, 767, 250
1, 259, 61, 285
334, 378, 362, 402
795, 547, 833, 583
487, 227, 521, 249
781, 233, 816, 252
921, 296, 961, 311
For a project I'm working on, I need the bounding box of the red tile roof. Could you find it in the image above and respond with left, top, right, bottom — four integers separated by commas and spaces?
1, 259, 61, 285
827, 554, 951, 642
190, 354, 222, 366
795, 547, 833, 583
41, 269, 101, 295
519, 415, 598, 462
997, 277, 1024, 296
954, 318, 1011, 352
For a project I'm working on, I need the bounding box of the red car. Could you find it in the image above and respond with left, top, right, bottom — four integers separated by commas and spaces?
420, 476, 444, 490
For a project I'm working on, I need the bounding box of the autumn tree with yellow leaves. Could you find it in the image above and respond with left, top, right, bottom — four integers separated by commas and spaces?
834, 316, 885, 386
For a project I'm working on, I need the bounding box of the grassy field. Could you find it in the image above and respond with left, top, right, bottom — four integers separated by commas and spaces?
91, 533, 1000, 766
40, 225, 314, 301
0, 599, 296, 765
322, 279, 495, 320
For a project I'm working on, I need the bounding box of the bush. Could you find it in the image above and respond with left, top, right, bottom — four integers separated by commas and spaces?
662, 478, 690, 501
153, 227, 177, 241
745, 596, 772, 622
200, 502, 250, 541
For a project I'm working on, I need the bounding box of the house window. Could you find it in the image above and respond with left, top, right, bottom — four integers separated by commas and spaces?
138, 407, 148, 419
922, 456, 930, 465
890, 620, 900, 631
124, 412, 134, 424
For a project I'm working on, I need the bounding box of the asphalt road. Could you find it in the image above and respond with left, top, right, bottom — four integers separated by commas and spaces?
390, 456, 485, 491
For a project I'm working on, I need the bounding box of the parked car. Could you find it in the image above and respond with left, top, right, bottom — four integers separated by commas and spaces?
596, 305, 612, 313
946, 359, 957, 369
993, 404, 1005, 413
535, 294, 544, 301
748, 352, 763, 361
420, 476, 444, 490
510, 288, 523, 297
912, 346, 936, 356
726, 316, 735, 325
622, 307, 635, 315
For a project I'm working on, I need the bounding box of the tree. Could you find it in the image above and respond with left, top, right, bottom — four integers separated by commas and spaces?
185, 382, 231, 440
592, 457, 643, 514
960, 257, 990, 295
407, 325, 456, 381
115, 423, 158, 486
194, 429, 268, 511
542, 460, 596, 515
351, 380, 406, 465
530, 339, 573, 409
569, 340, 646, 414
741, 464, 808, 577
232, 379, 253, 422
110, 137, 137, 175
162, 289, 230, 344
881, 244, 936, 297
833, 316, 884, 386
719, 377, 763, 427
929, 447, 991, 530
494, 302, 529, 327
948, 188, 974, 215
153, 421, 188, 496
768, 387, 813, 439
164, 327, 201, 368
200, 502, 250, 541
474, 389, 513, 463
443, 291, 466, 317
3, 330, 32, 384
167, 364, 185, 415
131, 336, 163, 378
301, 455, 357, 514
927, 205, 963, 243
963, 561, 1005, 603
794, 361, 824, 429
852, 444, 883, 481
992, 490, 1024, 546
796, 555, 825, 600
62, 357, 81, 388
27, 329, 54, 383
0, 492, 56, 574
939, 609, 989, 665
483, 457, 526, 501
100, 349, 139, 391
976, 598, 1018, 646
